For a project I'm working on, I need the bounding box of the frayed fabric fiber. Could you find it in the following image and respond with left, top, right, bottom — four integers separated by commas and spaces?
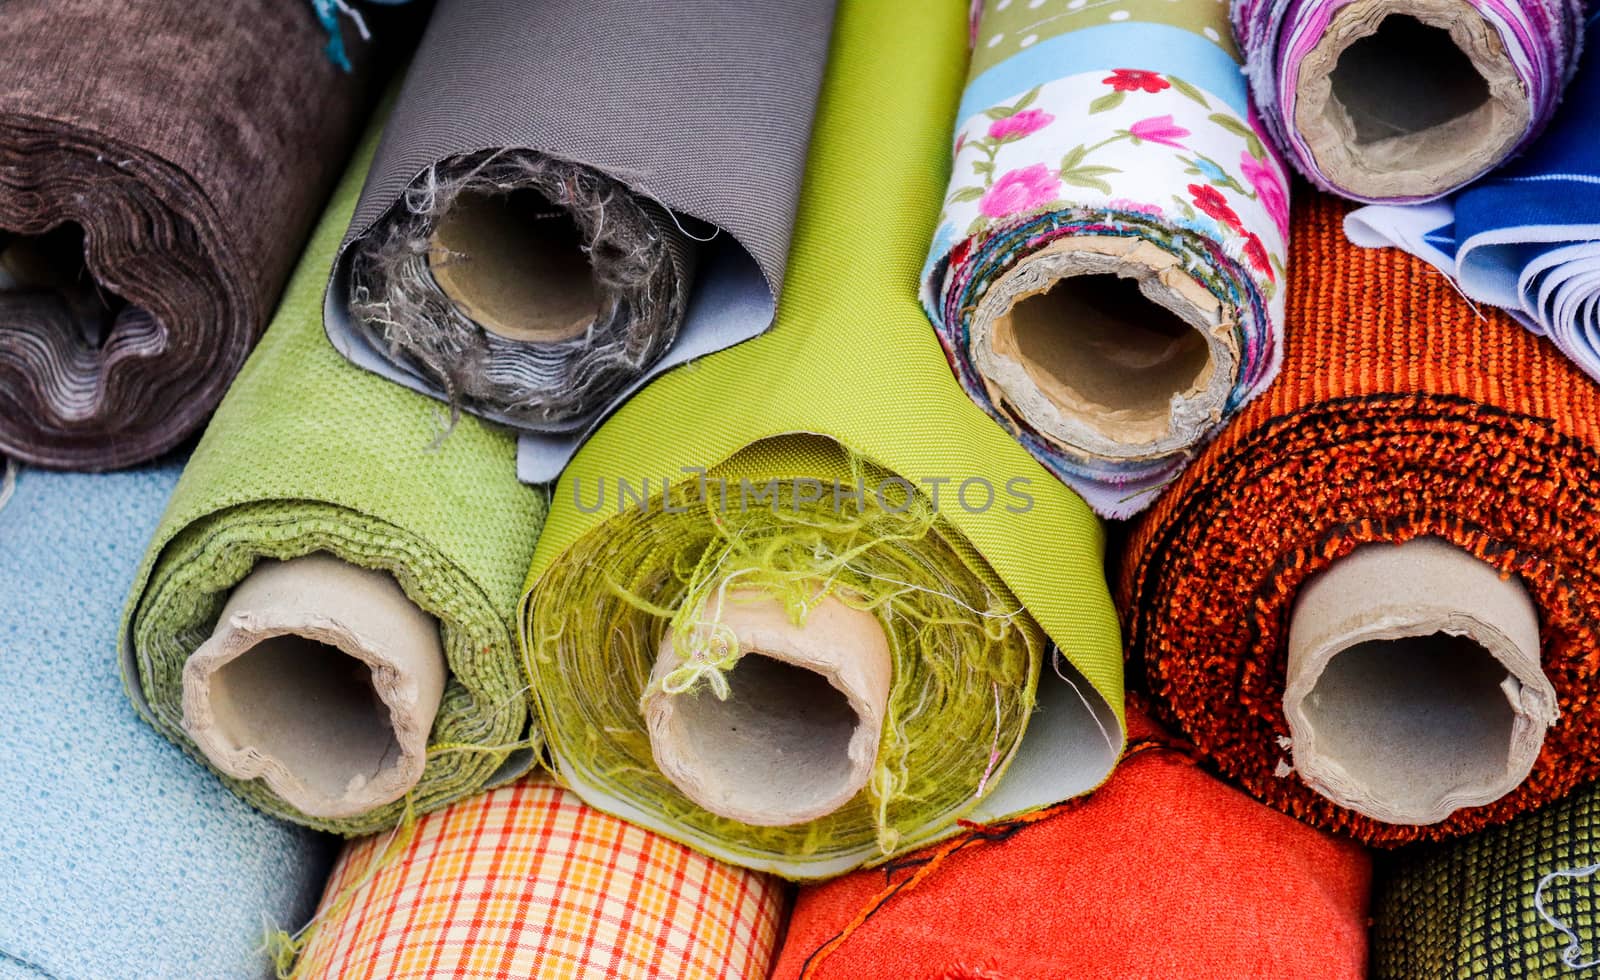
1347, 11, 1600, 383
0, 461, 337, 980
288, 777, 786, 980
1120, 191, 1600, 845
1234, 0, 1586, 202
1372, 776, 1600, 978
0, 0, 377, 470
120, 111, 548, 836
326, 0, 835, 480
923, 0, 1291, 517
520, 0, 1124, 881
769, 707, 1371, 980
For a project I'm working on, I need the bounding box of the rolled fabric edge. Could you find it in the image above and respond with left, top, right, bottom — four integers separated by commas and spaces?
1285, 537, 1557, 825
1291, 0, 1530, 201
970, 236, 1237, 462
181, 553, 447, 820
645, 589, 892, 828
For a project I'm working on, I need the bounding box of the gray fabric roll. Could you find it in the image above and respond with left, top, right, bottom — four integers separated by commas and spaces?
326, 0, 834, 459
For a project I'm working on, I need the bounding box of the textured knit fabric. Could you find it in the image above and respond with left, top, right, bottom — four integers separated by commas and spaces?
1233, 0, 1586, 202
1373, 777, 1600, 978
293, 777, 786, 980
121, 114, 548, 836
1347, 11, 1600, 383
0, 0, 374, 469
770, 707, 1371, 979
1120, 191, 1600, 845
0, 462, 336, 980
923, 0, 1292, 517
520, 0, 1125, 879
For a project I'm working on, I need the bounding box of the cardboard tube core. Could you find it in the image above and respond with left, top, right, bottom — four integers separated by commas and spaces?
427, 188, 599, 344
182, 554, 448, 819
1295, 0, 1529, 199
644, 590, 893, 827
972, 236, 1234, 459
1285, 538, 1556, 825
0, 223, 123, 345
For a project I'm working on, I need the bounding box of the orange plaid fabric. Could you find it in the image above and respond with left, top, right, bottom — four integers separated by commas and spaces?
295, 778, 787, 979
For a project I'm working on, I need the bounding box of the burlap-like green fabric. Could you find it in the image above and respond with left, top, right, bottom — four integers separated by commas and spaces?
120, 117, 547, 836
1374, 780, 1600, 978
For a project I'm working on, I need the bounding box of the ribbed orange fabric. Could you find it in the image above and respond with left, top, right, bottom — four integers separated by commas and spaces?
768, 706, 1370, 979
292, 778, 786, 979
1119, 192, 1600, 844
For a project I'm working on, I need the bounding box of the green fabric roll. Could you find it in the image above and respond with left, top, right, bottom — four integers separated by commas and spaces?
1373, 780, 1600, 978
120, 117, 547, 836
520, 0, 1125, 879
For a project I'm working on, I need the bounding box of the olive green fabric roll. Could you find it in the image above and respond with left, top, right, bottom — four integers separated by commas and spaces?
1373, 779, 1600, 978
520, 0, 1125, 880
120, 116, 547, 836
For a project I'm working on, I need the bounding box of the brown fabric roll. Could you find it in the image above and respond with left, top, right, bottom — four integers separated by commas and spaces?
0, 0, 376, 469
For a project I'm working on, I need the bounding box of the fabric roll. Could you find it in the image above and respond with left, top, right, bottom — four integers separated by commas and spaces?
290, 777, 786, 979
1372, 777, 1600, 978
0, 0, 377, 470
923, 0, 1291, 517
1235, 0, 1586, 202
326, 0, 834, 480
120, 117, 547, 836
770, 707, 1371, 980
1119, 191, 1600, 845
1347, 10, 1600, 383
521, 0, 1125, 881
0, 462, 337, 980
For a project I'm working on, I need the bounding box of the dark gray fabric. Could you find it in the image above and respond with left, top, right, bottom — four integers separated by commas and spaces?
340, 0, 835, 293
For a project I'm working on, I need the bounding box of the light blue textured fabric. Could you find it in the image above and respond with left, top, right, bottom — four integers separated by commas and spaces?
0, 461, 336, 980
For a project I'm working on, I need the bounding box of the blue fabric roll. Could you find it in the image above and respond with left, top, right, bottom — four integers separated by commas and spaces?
0, 461, 336, 980
1345, 9, 1600, 381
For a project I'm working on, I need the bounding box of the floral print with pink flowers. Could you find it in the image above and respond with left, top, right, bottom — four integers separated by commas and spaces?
936, 69, 1289, 302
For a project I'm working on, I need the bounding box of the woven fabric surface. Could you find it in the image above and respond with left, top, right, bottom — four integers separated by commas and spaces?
770, 706, 1371, 980
0, 461, 336, 980
120, 111, 548, 836
292, 777, 786, 980
0, 0, 373, 468
922, 0, 1291, 517
1120, 190, 1600, 844
520, 0, 1125, 879
1373, 777, 1600, 978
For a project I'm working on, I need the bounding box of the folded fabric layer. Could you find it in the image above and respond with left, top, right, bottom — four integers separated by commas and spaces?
1120, 192, 1600, 844
1235, 0, 1585, 201
121, 118, 547, 835
770, 707, 1371, 980
0, 462, 337, 980
292, 777, 786, 979
1347, 10, 1600, 380
923, 0, 1290, 517
325, 0, 834, 480
0, 0, 376, 470
1373, 777, 1600, 978
521, 0, 1124, 881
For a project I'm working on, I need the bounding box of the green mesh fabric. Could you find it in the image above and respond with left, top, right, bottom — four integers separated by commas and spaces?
119, 113, 548, 836
1374, 780, 1600, 978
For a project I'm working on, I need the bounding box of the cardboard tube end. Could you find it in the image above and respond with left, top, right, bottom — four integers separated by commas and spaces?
972, 237, 1235, 461
428, 188, 599, 344
1295, 0, 1529, 198
181, 555, 448, 819
644, 590, 892, 827
1285, 538, 1555, 824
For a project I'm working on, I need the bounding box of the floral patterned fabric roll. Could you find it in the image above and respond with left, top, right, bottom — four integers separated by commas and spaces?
923, 0, 1290, 517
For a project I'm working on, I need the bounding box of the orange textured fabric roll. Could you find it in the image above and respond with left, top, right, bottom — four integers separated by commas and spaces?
293, 778, 786, 979
770, 707, 1370, 979
1119, 192, 1600, 844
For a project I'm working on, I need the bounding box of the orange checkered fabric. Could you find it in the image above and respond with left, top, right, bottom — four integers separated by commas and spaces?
294, 778, 787, 979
